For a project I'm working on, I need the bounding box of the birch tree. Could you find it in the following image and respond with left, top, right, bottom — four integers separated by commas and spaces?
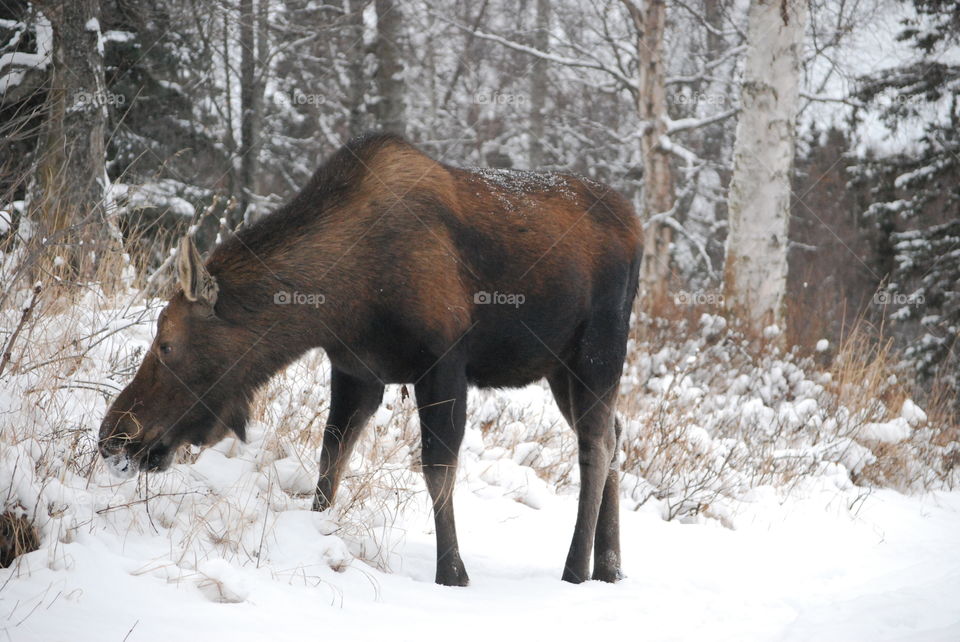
723, 0, 808, 334
622, 0, 673, 308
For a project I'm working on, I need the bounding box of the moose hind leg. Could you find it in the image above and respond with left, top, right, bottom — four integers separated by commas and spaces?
415, 360, 469, 587
592, 417, 623, 582
555, 373, 617, 583
557, 300, 629, 582
313, 369, 384, 511
550, 371, 623, 583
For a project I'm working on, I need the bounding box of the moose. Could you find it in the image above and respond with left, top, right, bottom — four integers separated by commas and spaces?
99, 133, 641, 586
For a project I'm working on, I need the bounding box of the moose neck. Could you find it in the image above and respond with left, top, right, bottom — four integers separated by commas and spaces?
205, 218, 354, 380
204, 139, 386, 383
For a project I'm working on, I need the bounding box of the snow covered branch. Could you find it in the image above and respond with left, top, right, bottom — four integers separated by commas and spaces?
0, 13, 52, 103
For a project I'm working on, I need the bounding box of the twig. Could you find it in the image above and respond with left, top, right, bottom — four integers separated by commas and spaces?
0, 284, 41, 378
95, 490, 207, 514
122, 620, 139, 642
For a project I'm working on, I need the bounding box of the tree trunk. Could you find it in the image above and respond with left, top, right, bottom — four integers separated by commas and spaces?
723, 0, 808, 336
237, 0, 261, 225
222, 10, 238, 202
373, 0, 406, 136
624, 0, 674, 310
346, 0, 369, 138
29, 0, 114, 277
528, 0, 549, 168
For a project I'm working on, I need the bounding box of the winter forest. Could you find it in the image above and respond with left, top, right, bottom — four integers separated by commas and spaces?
1, 0, 959, 639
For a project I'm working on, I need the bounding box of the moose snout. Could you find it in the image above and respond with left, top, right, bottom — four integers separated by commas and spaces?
98, 430, 173, 478
98, 408, 136, 455
97, 429, 125, 459
98, 412, 137, 478
98, 406, 176, 476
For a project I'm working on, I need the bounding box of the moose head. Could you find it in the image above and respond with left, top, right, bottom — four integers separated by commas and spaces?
98, 236, 255, 477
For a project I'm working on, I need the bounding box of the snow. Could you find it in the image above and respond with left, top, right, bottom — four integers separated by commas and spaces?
816, 339, 829, 353
860, 417, 912, 444
103, 30, 135, 44
113, 180, 199, 218
901, 399, 927, 426
472, 167, 571, 194
3, 478, 960, 641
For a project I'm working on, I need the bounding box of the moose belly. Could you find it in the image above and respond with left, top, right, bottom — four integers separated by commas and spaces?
323, 297, 583, 389
464, 301, 584, 388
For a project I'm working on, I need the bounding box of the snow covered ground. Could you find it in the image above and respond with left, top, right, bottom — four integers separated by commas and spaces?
2, 293, 959, 641
3, 479, 960, 641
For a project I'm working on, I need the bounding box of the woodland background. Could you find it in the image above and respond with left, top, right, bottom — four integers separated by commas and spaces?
1, 0, 957, 411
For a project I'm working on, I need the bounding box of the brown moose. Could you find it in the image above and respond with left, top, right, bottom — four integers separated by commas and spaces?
99, 133, 641, 586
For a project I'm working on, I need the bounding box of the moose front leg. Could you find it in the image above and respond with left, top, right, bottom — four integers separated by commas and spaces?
313, 369, 384, 511
414, 361, 470, 587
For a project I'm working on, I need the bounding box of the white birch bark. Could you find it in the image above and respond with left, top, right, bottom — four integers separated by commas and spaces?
723, 0, 808, 334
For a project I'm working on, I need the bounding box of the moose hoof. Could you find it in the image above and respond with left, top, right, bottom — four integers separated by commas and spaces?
436, 561, 470, 587
593, 550, 623, 583
561, 567, 589, 584
592, 567, 624, 583
311, 493, 331, 512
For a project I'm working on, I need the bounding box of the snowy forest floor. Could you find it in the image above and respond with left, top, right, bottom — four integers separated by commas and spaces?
5, 482, 960, 641
1, 288, 959, 641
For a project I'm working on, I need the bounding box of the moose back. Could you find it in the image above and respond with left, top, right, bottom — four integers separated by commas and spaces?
99, 133, 642, 586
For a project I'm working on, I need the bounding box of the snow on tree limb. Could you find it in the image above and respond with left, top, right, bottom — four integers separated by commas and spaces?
449, 22, 640, 93
0, 13, 52, 101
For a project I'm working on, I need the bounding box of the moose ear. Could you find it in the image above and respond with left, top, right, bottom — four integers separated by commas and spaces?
177, 235, 219, 307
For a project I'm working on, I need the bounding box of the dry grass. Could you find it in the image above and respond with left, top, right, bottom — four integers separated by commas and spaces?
0, 510, 40, 568
831, 323, 959, 490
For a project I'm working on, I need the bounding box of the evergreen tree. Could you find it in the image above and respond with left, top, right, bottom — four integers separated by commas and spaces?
854, 0, 960, 404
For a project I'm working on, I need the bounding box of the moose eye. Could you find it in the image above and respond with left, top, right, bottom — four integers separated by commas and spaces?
160, 343, 172, 355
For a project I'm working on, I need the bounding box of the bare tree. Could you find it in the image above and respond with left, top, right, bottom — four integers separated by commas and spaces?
373, 0, 407, 136
28, 0, 116, 276
528, 0, 550, 168
237, 0, 266, 224
621, 0, 673, 308
347, 0, 370, 138
723, 0, 808, 335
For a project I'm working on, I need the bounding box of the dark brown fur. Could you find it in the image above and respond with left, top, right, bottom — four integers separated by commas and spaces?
99, 133, 642, 585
